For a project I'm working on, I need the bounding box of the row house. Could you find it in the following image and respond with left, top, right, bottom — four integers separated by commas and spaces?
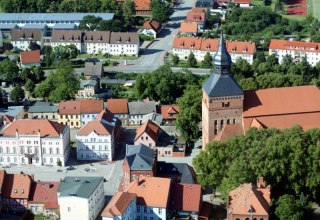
186, 8, 208, 32
11, 29, 43, 51
76, 110, 121, 161
128, 100, 157, 125
28, 101, 58, 121
58, 176, 105, 220
106, 99, 129, 126
0, 119, 70, 166
58, 100, 104, 128
269, 39, 320, 66
180, 21, 198, 36
51, 30, 139, 56
172, 36, 256, 64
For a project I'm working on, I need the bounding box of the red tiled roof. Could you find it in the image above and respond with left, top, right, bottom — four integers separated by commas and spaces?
269, 39, 320, 53
134, 0, 151, 10
29, 181, 60, 209
186, 11, 205, 22
173, 36, 202, 50
1, 119, 66, 137
143, 19, 161, 32
180, 21, 198, 33
159, 105, 180, 120
214, 123, 244, 141
97, 109, 114, 122
234, 0, 250, 4
101, 192, 136, 217
191, 7, 208, 13
134, 119, 161, 141
2, 173, 33, 199
20, 50, 40, 64
58, 100, 104, 115
107, 99, 128, 114
125, 177, 171, 208
170, 183, 202, 212
77, 120, 113, 136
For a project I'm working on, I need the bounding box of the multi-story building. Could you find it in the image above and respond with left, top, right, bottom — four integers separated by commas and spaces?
141, 19, 162, 39
109, 32, 139, 56
51, 30, 82, 51
157, 105, 180, 125
28, 101, 58, 121
57, 176, 105, 220
0, 119, 70, 166
82, 31, 110, 54
76, 80, 99, 99
58, 100, 104, 128
180, 21, 198, 36
128, 100, 157, 125
11, 29, 42, 51
107, 99, 129, 126
269, 39, 320, 66
186, 10, 206, 32
76, 110, 121, 161
173, 36, 256, 64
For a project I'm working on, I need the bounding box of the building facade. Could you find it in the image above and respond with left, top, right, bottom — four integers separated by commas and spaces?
128, 101, 157, 125
76, 80, 99, 99
0, 119, 70, 166
28, 101, 58, 121
11, 29, 42, 51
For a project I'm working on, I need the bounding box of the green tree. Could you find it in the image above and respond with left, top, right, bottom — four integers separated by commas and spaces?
78, 15, 102, 31
0, 59, 20, 83
150, 0, 171, 23
172, 54, 179, 65
187, 52, 197, 67
122, 0, 135, 28
53, 45, 79, 61
176, 85, 202, 142
28, 41, 40, 50
202, 52, 213, 68
275, 195, 305, 220
25, 79, 35, 94
10, 85, 25, 103
232, 58, 253, 78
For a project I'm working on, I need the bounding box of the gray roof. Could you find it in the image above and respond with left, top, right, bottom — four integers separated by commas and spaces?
0, 106, 24, 118
58, 176, 104, 199
28, 102, 58, 113
142, 113, 163, 125
126, 144, 155, 171
100, 79, 126, 85
52, 24, 77, 30
84, 62, 103, 77
128, 101, 156, 115
0, 24, 17, 30
11, 29, 42, 41
157, 162, 197, 184
110, 32, 139, 45
0, 13, 114, 22
213, 34, 231, 67
80, 79, 98, 88
20, 24, 47, 29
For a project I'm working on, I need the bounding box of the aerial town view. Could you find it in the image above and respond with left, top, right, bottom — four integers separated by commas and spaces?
0, 0, 319, 219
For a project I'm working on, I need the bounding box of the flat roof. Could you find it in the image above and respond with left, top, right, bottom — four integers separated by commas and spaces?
0, 24, 17, 29
20, 24, 47, 29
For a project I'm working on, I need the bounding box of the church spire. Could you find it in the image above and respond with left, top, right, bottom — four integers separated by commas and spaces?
213, 33, 232, 75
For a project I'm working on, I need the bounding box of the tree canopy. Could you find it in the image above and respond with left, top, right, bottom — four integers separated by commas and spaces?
10, 85, 25, 103
150, 0, 171, 23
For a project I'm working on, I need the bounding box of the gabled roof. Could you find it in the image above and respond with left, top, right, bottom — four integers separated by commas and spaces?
2, 173, 33, 199
29, 181, 60, 209
156, 161, 197, 184
58, 176, 103, 199
20, 50, 40, 64
134, 119, 161, 142
142, 19, 162, 32
58, 100, 104, 115
28, 101, 58, 113
170, 183, 202, 212
191, 7, 208, 13
214, 123, 244, 141
11, 29, 41, 41
124, 177, 171, 208
84, 61, 103, 77
269, 39, 320, 53
101, 192, 136, 217
173, 36, 202, 50
158, 105, 180, 120
51, 30, 82, 42
83, 31, 110, 43
134, 0, 151, 10
180, 21, 198, 33
107, 99, 129, 114
186, 11, 206, 22
80, 79, 98, 88
77, 120, 113, 136
128, 101, 156, 115
125, 144, 155, 171
110, 32, 139, 45
1, 119, 66, 137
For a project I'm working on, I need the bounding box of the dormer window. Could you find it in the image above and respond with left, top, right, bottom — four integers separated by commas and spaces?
14, 189, 18, 193
60, 35, 65, 41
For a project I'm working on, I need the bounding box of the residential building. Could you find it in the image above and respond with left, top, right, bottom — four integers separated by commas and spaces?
82, 31, 110, 54
76, 110, 121, 161
0, 170, 33, 213
107, 99, 129, 126
233, 0, 251, 7
51, 30, 82, 51
0, 13, 114, 28
172, 36, 256, 64
0, 119, 70, 166
180, 21, 198, 36
186, 11, 206, 32
28, 181, 60, 218
202, 35, 320, 147
76, 79, 99, 99
157, 105, 179, 124
84, 61, 104, 79
141, 112, 163, 125
0, 106, 24, 119
58, 100, 104, 128
170, 183, 202, 220
141, 19, 162, 39
28, 101, 58, 121
269, 39, 320, 66
156, 161, 197, 184
124, 177, 171, 220
121, 144, 157, 189
134, 0, 152, 16
57, 176, 105, 220
101, 192, 137, 220
109, 32, 139, 56
11, 29, 42, 51
128, 100, 157, 125
227, 178, 270, 220
20, 50, 41, 68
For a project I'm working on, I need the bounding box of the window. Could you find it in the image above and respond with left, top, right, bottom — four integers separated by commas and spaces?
137, 206, 140, 213
49, 148, 53, 154
50, 158, 53, 164
21, 147, 24, 154
22, 157, 25, 163
6, 147, 9, 153
28, 147, 32, 154
43, 148, 46, 154
158, 208, 162, 214
144, 206, 147, 213
146, 136, 148, 140
56, 148, 60, 154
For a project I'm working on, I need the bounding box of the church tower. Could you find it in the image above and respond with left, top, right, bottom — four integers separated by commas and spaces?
202, 35, 244, 149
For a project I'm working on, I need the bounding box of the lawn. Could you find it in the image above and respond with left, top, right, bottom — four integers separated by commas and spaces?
310, 0, 320, 19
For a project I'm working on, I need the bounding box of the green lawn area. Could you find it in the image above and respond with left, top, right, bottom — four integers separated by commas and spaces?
26, 214, 45, 220
310, 0, 320, 19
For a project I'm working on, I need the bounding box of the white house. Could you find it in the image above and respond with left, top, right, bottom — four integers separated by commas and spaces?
0, 119, 70, 166
11, 29, 43, 51
109, 32, 139, 56
269, 39, 320, 66
51, 30, 82, 52
57, 176, 105, 220
101, 192, 137, 220
140, 19, 162, 39
82, 31, 110, 54
128, 101, 157, 125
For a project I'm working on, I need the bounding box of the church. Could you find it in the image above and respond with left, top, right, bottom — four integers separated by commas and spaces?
202, 35, 320, 149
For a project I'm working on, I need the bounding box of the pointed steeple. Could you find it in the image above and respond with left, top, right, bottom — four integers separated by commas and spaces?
213, 33, 232, 75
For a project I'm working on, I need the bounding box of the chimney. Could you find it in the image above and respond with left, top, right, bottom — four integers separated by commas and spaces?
257, 177, 266, 188
38, 129, 41, 136
16, 128, 18, 137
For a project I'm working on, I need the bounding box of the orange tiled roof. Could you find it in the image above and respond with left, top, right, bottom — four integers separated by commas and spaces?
191, 7, 208, 13
214, 123, 244, 141
29, 181, 60, 209
234, 0, 250, 4
20, 50, 40, 64
173, 36, 202, 50
97, 109, 113, 122
124, 176, 171, 208
107, 99, 129, 114
1, 119, 66, 137
180, 21, 198, 33
77, 120, 113, 136
134, 119, 161, 141
143, 19, 161, 32
228, 183, 270, 217
58, 100, 104, 115
1, 114, 14, 124
134, 0, 151, 11
269, 39, 320, 53
186, 11, 205, 22
170, 183, 202, 212
101, 192, 136, 217
2, 173, 33, 199
159, 105, 180, 120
